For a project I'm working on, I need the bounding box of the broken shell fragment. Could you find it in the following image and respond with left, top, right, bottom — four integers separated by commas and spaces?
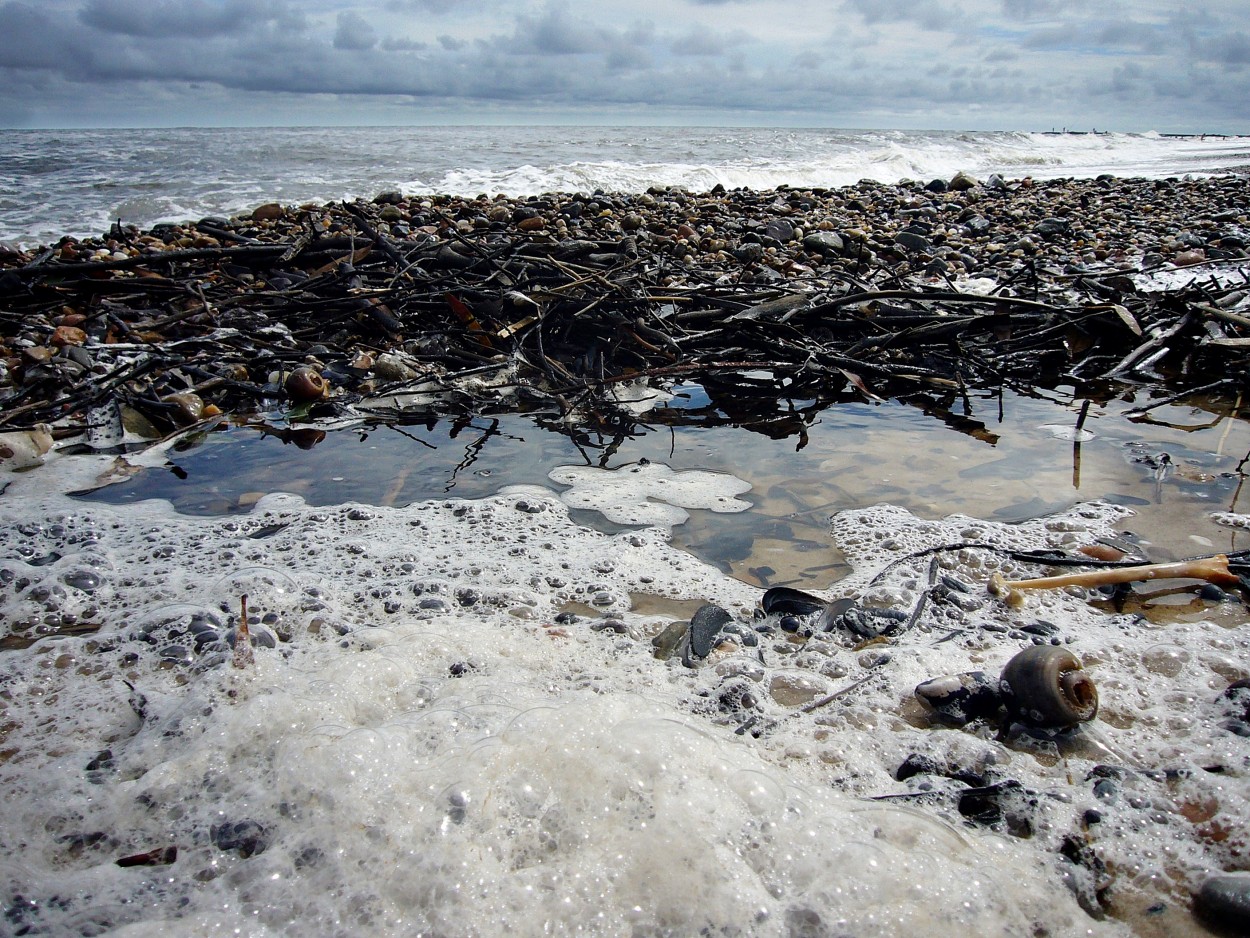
1000, 645, 1098, 728
914, 670, 1005, 724
0, 424, 53, 471
285, 366, 328, 401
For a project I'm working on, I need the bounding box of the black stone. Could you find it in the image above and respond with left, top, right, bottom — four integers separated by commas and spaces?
894, 230, 932, 253
915, 671, 1004, 724
1194, 874, 1250, 935
211, 819, 270, 858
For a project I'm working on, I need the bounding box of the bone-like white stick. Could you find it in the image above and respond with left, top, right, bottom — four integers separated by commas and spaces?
990, 554, 1238, 600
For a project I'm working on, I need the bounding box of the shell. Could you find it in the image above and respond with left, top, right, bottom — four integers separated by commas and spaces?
1000, 645, 1098, 728
285, 366, 327, 401
761, 586, 826, 618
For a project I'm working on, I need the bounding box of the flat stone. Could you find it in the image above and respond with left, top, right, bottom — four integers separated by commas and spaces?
1034, 217, 1071, 238
1195, 873, 1250, 934
948, 171, 979, 191
803, 231, 844, 255
765, 219, 796, 242
51, 325, 87, 347
688, 604, 733, 659
894, 231, 932, 254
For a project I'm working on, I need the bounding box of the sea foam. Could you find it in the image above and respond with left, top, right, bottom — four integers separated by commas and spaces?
0, 453, 1246, 936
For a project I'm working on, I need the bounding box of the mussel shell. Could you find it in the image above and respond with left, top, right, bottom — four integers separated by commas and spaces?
914, 670, 1005, 724
761, 587, 826, 618
1000, 645, 1098, 728
688, 603, 733, 659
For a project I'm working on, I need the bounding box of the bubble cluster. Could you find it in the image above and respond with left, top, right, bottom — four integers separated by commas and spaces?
0, 457, 1245, 936
548, 462, 752, 527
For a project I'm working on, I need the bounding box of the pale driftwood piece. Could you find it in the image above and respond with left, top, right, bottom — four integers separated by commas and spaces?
989, 554, 1240, 604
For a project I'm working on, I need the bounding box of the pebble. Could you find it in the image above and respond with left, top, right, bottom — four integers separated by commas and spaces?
1194, 873, 1250, 934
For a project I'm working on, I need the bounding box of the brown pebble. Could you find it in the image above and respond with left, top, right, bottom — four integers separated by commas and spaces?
22, 346, 55, 363
252, 202, 285, 221
517, 216, 546, 232
51, 325, 87, 347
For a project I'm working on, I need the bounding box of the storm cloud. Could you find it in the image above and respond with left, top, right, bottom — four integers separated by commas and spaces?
0, 0, 1245, 129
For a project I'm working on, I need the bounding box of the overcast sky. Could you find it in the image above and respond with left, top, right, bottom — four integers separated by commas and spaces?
0, 0, 1246, 130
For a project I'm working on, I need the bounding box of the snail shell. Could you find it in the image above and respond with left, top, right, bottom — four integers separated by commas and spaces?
1000, 645, 1098, 728
285, 366, 327, 401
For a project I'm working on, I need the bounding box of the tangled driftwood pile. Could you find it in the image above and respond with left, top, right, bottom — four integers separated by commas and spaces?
1, 175, 1248, 439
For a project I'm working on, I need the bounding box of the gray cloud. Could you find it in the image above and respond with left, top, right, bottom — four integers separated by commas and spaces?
1196, 31, 1250, 66
334, 11, 378, 50
842, 0, 960, 31
80, 0, 303, 39
0, 0, 1244, 130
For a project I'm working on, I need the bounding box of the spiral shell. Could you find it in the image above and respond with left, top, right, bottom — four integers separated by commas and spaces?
285, 366, 327, 402
1000, 645, 1098, 728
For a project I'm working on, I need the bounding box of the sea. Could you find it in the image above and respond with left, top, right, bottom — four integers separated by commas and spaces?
1, 125, 1249, 246
1, 127, 1249, 937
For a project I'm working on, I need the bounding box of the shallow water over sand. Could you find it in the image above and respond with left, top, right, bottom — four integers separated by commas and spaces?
81, 382, 1250, 583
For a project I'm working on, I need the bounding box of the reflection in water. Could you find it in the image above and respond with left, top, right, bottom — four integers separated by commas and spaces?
76, 381, 1250, 590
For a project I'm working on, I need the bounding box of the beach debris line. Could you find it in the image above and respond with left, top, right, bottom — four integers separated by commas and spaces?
0, 172, 1248, 437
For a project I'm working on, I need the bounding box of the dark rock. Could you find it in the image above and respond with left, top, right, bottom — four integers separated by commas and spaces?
688, 603, 733, 659
211, 819, 269, 858
802, 231, 844, 256
765, 219, 796, 242
948, 171, 979, 192
1219, 679, 1250, 734
915, 671, 1005, 724
895, 752, 943, 781
733, 243, 765, 264
924, 178, 947, 193
1194, 873, 1250, 935
894, 231, 933, 254
1034, 217, 1071, 239
651, 621, 687, 661
964, 215, 992, 234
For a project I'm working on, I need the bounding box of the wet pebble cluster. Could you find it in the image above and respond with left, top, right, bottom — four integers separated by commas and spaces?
8, 171, 1246, 282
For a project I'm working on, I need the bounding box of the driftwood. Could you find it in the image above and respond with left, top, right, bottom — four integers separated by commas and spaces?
1, 193, 1248, 440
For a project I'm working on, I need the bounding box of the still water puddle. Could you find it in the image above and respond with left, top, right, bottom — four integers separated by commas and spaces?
79, 382, 1250, 596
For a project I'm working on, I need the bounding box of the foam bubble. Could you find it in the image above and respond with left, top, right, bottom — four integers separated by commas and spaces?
0, 457, 1245, 936
548, 461, 752, 527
